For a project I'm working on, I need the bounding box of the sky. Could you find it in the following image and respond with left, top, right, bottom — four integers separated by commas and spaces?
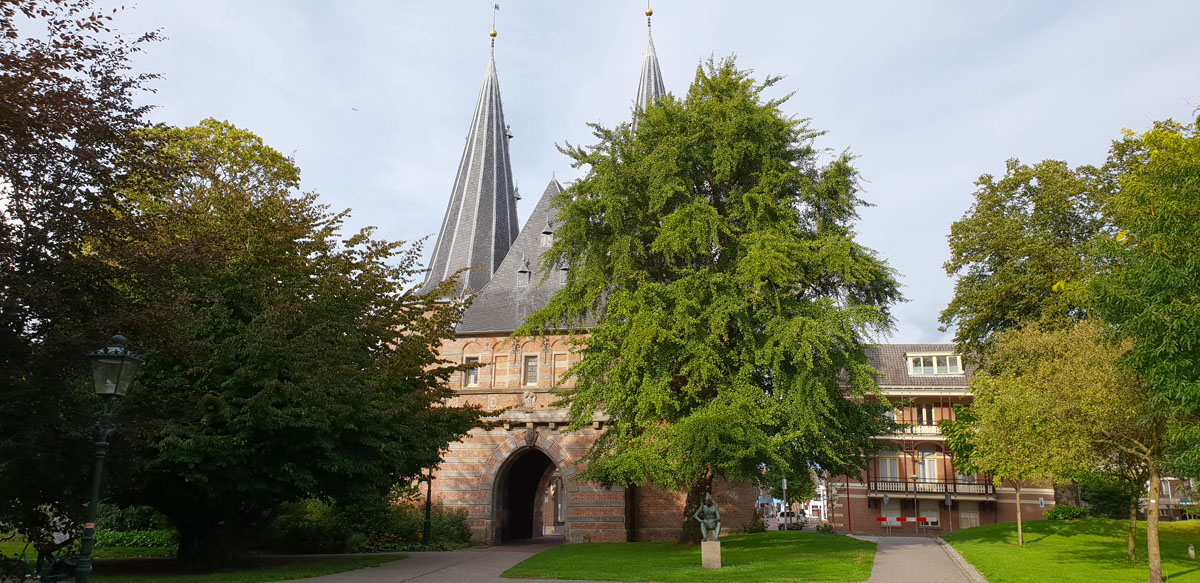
107, 0, 1200, 343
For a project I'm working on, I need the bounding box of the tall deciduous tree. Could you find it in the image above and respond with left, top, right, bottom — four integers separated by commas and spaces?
98, 120, 480, 570
1092, 116, 1200, 583
0, 0, 156, 540
519, 58, 901, 544
939, 159, 1108, 356
944, 322, 1163, 552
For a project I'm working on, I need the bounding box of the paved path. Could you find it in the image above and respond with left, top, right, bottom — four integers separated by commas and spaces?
285, 535, 984, 583
280, 544, 620, 583
856, 536, 985, 583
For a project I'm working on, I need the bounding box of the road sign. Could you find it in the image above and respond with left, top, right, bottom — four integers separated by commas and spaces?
1039, 497, 1045, 509
945, 492, 952, 507
883, 493, 889, 505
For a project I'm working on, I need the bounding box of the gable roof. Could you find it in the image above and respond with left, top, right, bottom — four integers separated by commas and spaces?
863, 344, 975, 387
457, 178, 566, 334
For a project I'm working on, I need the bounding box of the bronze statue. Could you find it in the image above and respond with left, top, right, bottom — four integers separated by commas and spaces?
693, 493, 721, 541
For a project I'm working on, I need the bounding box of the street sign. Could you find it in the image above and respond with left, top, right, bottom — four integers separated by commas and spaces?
883, 493, 889, 505
1039, 497, 1045, 509
945, 493, 952, 507
782, 478, 787, 489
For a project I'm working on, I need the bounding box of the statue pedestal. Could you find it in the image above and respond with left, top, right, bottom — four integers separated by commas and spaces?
701, 540, 721, 569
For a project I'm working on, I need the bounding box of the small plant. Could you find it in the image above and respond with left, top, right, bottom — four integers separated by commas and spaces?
742, 520, 766, 534
816, 522, 835, 534
1044, 505, 1090, 521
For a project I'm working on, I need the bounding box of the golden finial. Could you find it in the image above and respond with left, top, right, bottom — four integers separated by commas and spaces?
645, 8, 653, 16
490, 29, 497, 37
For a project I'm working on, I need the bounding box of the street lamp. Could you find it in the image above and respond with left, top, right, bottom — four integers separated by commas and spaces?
76, 335, 143, 583
419, 470, 436, 545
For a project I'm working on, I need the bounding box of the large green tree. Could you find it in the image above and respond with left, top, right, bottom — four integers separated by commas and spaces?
519, 58, 901, 544
943, 322, 1163, 552
939, 159, 1108, 356
97, 120, 480, 569
1091, 116, 1200, 583
0, 0, 156, 541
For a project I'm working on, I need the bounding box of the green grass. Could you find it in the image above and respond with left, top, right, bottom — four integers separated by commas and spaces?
945, 518, 1200, 583
89, 555, 404, 583
502, 531, 875, 582
0, 540, 173, 559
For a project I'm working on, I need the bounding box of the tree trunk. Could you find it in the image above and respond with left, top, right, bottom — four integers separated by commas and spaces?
1014, 483, 1024, 547
679, 464, 713, 545
1147, 463, 1163, 583
1127, 496, 1138, 562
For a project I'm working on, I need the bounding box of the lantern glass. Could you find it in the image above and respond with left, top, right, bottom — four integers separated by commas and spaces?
88, 336, 142, 398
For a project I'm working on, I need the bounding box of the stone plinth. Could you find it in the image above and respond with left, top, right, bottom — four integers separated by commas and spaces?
701, 540, 721, 569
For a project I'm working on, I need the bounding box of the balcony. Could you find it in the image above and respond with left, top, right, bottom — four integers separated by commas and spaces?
898, 423, 940, 436
868, 479, 995, 497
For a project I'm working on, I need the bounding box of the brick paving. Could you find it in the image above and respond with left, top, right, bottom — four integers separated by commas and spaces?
857, 536, 985, 583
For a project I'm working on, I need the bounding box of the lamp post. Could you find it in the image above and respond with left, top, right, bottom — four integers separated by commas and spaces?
420, 470, 435, 545
76, 335, 143, 583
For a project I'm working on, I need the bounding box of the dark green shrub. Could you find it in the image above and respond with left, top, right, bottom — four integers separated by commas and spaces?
265, 499, 351, 554
96, 505, 172, 531
742, 519, 766, 533
1044, 505, 1090, 520
265, 498, 473, 554
1081, 484, 1135, 519
93, 529, 176, 548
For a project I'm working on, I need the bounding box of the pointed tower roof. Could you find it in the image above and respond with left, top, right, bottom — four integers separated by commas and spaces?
458, 178, 573, 334
634, 7, 666, 114
420, 35, 519, 296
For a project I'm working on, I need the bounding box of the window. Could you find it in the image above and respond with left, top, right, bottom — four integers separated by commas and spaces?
917, 447, 938, 482
540, 227, 553, 247
465, 357, 479, 387
879, 456, 899, 480
1162, 481, 1172, 497
918, 499, 941, 527
915, 403, 936, 425
882, 500, 901, 526
908, 354, 962, 375
883, 409, 897, 422
523, 355, 538, 386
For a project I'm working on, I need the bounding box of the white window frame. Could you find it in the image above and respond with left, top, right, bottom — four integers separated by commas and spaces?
918, 499, 941, 527
917, 448, 938, 482
907, 353, 963, 375
879, 456, 899, 480
464, 357, 479, 387
882, 499, 901, 526
523, 355, 539, 386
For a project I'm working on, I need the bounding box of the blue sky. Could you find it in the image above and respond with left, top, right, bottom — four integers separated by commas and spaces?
111, 1, 1200, 343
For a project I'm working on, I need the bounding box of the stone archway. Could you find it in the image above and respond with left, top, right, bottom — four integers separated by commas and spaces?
493, 447, 558, 543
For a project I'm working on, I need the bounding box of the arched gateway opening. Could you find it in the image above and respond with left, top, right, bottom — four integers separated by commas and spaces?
494, 447, 563, 544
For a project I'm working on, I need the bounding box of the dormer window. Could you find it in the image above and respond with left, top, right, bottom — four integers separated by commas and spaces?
540, 226, 553, 247
908, 354, 962, 375
517, 258, 532, 287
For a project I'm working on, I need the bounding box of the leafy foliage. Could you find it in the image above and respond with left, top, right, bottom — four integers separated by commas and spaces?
0, 0, 157, 540
94, 120, 480, 569
520, 58, 900, 542
94, 529, 176, 548
1092, 117, 1200, 477
939, 159, 1108, 357
1044, 505, 1090, 521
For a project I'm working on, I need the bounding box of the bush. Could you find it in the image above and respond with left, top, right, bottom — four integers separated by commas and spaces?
1044, 505, 1090, 521
96, 505, 173, 531
1081, 484, 1134, 519
742, 519, 766, 534
264, 497, 473, 554
815, 522, 834, 534
93, 529, 176, 548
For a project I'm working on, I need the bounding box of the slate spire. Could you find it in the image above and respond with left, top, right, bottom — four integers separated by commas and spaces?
634, 7, 666, 115
421, 31, 520, 295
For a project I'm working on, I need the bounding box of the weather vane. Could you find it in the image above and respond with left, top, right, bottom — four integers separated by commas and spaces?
490, 3, 500, 49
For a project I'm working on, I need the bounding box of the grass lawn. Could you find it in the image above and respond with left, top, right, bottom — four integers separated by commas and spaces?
945, 518, 1200, 583
0, 540, 173, 559
89, 555, 404, 583
502, 531, 875, 582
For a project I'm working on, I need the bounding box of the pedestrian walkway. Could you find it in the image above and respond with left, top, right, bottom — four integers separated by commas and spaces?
856, 536, 985, 583
280, 544, 621, 583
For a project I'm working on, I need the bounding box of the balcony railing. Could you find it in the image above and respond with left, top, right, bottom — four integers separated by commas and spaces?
868, 479, 995, 496
898, 424, 941, 435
